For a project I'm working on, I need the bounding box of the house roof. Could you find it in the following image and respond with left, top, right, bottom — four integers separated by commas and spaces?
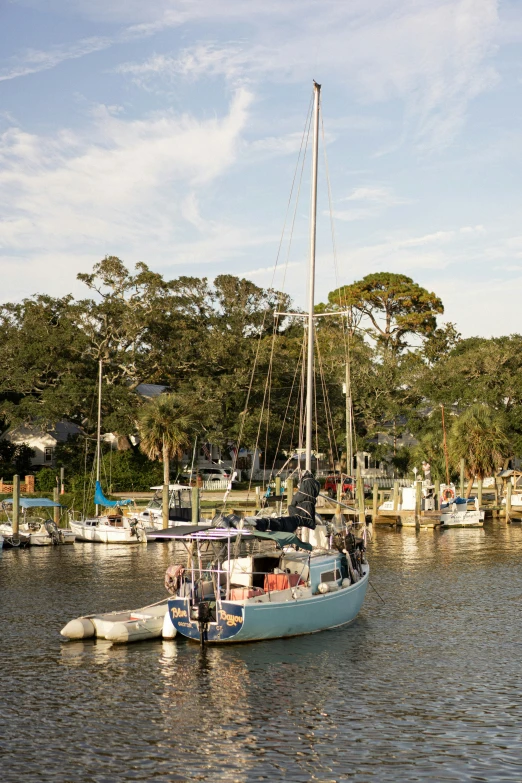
2, 420, 82, 444
136, 383, 167, 398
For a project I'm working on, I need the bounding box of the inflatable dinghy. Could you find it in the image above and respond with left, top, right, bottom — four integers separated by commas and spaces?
61, 599, 175, 644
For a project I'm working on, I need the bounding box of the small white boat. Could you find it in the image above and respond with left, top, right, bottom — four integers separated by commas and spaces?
0, 498, 76, 545
68, 511, 147, 544
136, 484, 211, 532
61, 599, 171, 643
440, 497, 484, 527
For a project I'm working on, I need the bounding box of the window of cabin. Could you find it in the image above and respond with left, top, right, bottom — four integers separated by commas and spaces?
44, 447, 53, 463
320, 568, 341, 583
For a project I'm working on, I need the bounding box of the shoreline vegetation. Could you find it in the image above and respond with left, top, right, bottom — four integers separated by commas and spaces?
1, 256, 519, 491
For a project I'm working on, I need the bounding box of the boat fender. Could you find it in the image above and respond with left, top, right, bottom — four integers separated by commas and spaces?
318, 582, 329, 594
165, 564, 185, 594
342, 578, 351, 588
162, 610, 177, 639
60, 617, 96, 639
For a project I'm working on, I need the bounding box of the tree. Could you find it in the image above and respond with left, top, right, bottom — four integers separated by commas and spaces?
325, 273, 443, 353
418, 335, 522, 456
448, 404, 510, 496
137, 395, 196, 526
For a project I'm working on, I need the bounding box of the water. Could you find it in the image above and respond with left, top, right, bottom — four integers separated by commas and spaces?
1, 524, 522, 782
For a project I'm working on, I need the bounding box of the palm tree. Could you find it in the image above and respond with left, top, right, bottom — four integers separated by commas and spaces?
448, 404, 510, 497
138, 395, 195, 526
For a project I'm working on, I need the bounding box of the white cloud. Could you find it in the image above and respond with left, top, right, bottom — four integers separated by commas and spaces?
4, 1, 500, 153
343, 187, 410, 205
0, 90, 257, 298
114, 0, 499, 151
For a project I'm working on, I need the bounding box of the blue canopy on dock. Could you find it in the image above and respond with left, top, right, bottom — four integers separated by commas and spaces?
94, 480, 132, 507
3, 497, 61, 508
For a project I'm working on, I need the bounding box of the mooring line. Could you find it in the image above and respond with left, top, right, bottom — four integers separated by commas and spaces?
369, 580, 385, 604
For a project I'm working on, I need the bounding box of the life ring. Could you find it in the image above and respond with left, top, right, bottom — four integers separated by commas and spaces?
442, 487, 455, 501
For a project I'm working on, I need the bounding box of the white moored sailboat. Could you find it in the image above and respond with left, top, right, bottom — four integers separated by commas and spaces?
68, 360, 146, 544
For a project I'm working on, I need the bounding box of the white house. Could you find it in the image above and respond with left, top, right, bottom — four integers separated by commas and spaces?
1, 421, 82, 467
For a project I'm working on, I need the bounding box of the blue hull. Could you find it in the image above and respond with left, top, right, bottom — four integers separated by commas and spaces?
168, 565, 369, 643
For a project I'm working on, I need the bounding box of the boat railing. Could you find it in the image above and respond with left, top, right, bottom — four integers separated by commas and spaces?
185, 562, 310, 603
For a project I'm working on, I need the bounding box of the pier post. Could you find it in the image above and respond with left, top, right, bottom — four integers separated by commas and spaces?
53, 487, 60, 526
255, 485, 261, 512
60, 467, 65, 495
337, 478, 342, 504
506, 480, 512, 523
372, 483, 378, 520
460, 459, 465, 497
191, 486, 200, 525
286, 478, 294, 508
393, 481, 399, 512
162, 483, 169, 529
357, 466, 365, 525
13, 474, 20, 537
275, 476, 281, 497
477, 479, 483, 509
434, 480, 440, 511
415, 480, 422, 527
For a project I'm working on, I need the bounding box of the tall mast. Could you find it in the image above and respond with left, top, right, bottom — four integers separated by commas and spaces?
345, 361, 353, 475
305, 80, 321, 472
95, 357, 102, 516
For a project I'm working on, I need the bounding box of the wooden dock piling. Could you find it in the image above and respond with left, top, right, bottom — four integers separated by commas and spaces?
162, 484, 169, 529
460, 458, 465, 497
191, 486, 200, 524
13, 474, 20, 538
434, 480, 440, 511
393, 481, 399, 512
286, 478, 294, 507
372, 483, 378, 520
415, 480, 422, 528
506, 480, 512, 523
53, 487, 60, 526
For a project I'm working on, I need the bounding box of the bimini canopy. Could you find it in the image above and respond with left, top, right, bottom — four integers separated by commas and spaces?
94, 481, 133, 508
3, 497, 61, 509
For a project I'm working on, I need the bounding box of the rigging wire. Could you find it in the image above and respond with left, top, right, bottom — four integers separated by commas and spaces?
320, 113, 359, 470
222, 93, 314, 510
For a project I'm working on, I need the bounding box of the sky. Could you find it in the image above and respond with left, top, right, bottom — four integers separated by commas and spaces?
1, 0, 522, 337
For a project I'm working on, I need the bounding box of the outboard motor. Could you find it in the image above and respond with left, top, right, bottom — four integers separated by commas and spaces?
190, 600, 212, 646
45, 520, 61, 545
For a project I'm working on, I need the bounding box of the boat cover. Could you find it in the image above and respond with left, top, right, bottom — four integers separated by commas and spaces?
94, 480, 133, 507
3, 497, 62, 508
441, 496, 468, 509
251, 530, 313, 551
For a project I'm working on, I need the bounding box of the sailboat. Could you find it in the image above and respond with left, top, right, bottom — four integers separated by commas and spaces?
68, 360, 147, 544
166, 83, 370, 643
438, 405, 483, 528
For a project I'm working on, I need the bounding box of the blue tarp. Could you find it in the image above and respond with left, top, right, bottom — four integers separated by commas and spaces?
441, 496, 469, 509
94, 480, 132, 507
3, 497, 61, 508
